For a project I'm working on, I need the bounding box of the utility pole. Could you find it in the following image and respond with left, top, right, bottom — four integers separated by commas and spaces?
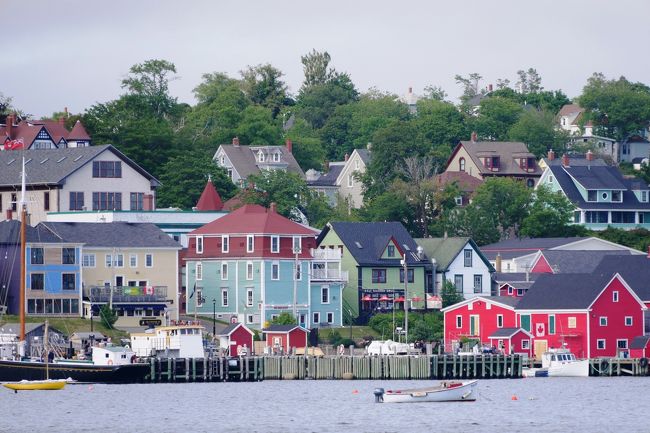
402, 253, 408, 345
293, 247, 299, 322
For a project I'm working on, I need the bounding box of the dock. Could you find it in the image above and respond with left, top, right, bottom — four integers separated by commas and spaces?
146, 354, 524, 382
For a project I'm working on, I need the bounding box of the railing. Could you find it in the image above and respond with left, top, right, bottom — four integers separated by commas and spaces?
311, 248, 342, 261
84, 286, 168, 303
311, 268, 349, 281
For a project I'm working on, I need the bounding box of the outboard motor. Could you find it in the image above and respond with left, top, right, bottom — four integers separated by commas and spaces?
373, 388, 385, 403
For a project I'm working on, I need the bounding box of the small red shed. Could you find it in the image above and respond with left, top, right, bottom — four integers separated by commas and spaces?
218, 323, 254, 356
263, 325, 309, 354
488, 327, 534, 357
630, 336, 650, 359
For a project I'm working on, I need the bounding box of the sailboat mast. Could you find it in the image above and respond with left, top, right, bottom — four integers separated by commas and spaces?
19, 156, 26, 342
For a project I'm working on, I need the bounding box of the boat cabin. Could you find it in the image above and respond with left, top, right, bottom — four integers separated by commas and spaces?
91, 345, 136, 366
130, 322, 205, 358
541, 347, 578, 369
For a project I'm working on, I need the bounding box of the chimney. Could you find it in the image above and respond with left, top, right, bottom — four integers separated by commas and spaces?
547, 149, 555, 161
470, 131, 478, 143
5, 114, 13, 139
562, 154, 570, 167
232, 137, 240, 146
367, 142, 372, 150
6, 209, 12, 221
408, 87, 412, 94
269, 202, 277, 213
64, 107, 68, 116
344, 153, 349, 162
586, 149, 594, 161
58, 116, 65, 126
285, 139, 292, 153
488, 84, 493, 92
495, 253, 502, 273
143, 194, 154, 211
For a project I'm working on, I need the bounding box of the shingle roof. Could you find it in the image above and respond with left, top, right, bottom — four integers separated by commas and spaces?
218, 323, 253, 336
68, 120, 91, 140
558, 104, 583, 118
630, 335, 650, 350
480, 237, 589, 260
217, 144, 305, 179
355, 148, 371, 165
454, 141, 543, 177
565, 165, 627, 190
515, 273, 615, 310
307, 163, 344, 187
39, 222, 181, 248
263, 324, 306, 333
0, 220, 64, 244
594, 255, 650, 300
320, 222, 430, 267
435, 171, 483, 193
481, 296, 521, 308
415, 237, 493, 272
195, 179, 223, 211
539, 250, 631, 274
489, 327, 527, 338
0, 145, 159, 187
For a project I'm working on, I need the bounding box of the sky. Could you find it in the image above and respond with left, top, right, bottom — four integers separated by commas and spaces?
4, 0, 650, 118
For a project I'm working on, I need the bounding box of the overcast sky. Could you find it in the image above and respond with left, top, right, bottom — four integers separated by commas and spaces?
5, 0, 650, 118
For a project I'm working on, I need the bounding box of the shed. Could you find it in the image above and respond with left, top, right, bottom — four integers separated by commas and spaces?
217, 323, 254, 356
488, 327, 534, 357
630, 336, 650, 359
0, 322, 66, 357
263, 325, 309, 354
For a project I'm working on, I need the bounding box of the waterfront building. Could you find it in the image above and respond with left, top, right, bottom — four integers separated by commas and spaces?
263, 324, 309, 353
217, 323, 255, 356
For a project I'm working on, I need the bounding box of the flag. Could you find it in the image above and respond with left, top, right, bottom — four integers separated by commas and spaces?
188, 282, 196, 299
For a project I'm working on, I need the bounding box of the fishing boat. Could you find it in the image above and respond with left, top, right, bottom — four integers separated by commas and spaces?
541, 346, 589, 377
3, 379, 66, 392
373, 380, 479, 403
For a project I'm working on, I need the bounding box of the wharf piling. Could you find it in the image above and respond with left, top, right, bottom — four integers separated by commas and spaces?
146, 354, 523, 382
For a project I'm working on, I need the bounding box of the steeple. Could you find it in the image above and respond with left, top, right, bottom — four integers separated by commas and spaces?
195, 176, 223, 211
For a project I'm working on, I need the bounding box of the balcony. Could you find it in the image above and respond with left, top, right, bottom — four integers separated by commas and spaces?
311, 268, 348, 282
84, 286, 169, 303
311, 248, 342, 261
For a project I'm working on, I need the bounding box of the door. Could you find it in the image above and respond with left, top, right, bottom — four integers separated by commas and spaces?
115, 276, 124, 287
470, 315, 480, 337
534, 340, 548, 361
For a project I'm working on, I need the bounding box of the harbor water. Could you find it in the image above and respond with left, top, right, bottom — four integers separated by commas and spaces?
2, 377, 649, 433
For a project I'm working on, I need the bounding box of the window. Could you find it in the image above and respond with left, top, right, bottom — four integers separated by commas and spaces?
497, 314, 503, 328
321, 286, 329, 304
222, 235, 229, 253
62, 248, 75, 265
44, 192, 50, 211
617, 339, 628, 349
455, 196, 463, 206
612, 190, 622, 202
247, 235, 254, 253
129, 254, 137, 268
454, 275, 463, 293
113, 254, 124, 267
522, 340, 530, 350
130, 193, 144, 210
31, 273, 44, 290
399, 268, 414, 283
246, 288, 254, 307
62, 273, 76, 290
92, 161, 122, 178
271, 236, 279, 253
105, 254, 112, 268
246, 314, 254, 324
473, 275, 482, 293
573, 211, 581, 223
327, 312, 334, 324
372, 269, 386, 284
257, 150, 265, 162
387, 245, 395, 257
347, 174, 353, 187
273, 152, 280, 162
613, 291, 619, 302
625, 316, 633, 326
601, 192, 608, 200
520, 314, 531, 332
195, 263, 203, 280
549, 175, 554, 183
31, 248, 44, 265
11, 193, 16, 212
221, 263, 228, 280
567, 317, 576, 328
456, 315, 462, 328
271, 262, 279, 280
459, 157, 465, 172
526, 179, 535, 188
587, 190, 597, 202
294, 261, 302, 280
82, 254, 95, 268
196, 236, 203, 254
599, 317, 608, 326
145, 254, 153, 268
246, 262, 254, 280
549, 315, 555, 335
313, 312, 320, 324
221, 289, 229, 307
92, 192, 122, 210
642, 191, 648, 202
597, 339, 606, 350
292, 236, 302, 253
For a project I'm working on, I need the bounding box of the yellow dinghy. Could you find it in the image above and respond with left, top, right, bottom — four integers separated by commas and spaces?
4, 379, 66, 392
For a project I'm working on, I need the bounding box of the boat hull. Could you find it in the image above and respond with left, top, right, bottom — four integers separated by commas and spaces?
3, 379, 66, 391
380, 380, 478, 403
547, 359, 589, 377
0, 360, 150, 384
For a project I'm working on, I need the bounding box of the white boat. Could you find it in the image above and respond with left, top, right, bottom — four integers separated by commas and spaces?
374, 380, 478, 403
541, 346, 589, 377
130, 321, 205, 358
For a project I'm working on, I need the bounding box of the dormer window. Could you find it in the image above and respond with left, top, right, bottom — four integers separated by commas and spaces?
642, 191, 648, 202
273, 152, 280, 162
258, 150, 265, 162
612, 191, 622, 202
587, 190, 597, 202
484, 157, 500, 171
520, 157, 536, 171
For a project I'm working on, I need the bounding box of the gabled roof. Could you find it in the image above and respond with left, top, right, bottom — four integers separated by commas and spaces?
0, 220, 65, 244
215, 143, 305, 179
535, 250, 631, 274
218, 323, 254, 337
263, 324, 308, 333
190, 204, 317, 236
441, 295, 520, 313
480, 237, 589, 261
354, 148, 371, 165
39, 222, 181, 249
1, 117, 91, 147
594, 255, 650, 300
0, 145, 159, 187
307, 163, 344, 187
448, 141, 543, 177
558, 104, 583, 118
318, 221, 429, 267
415, 237, 494, 272
488, 327, 533, 339
195, 179, 223, 211
435, 171, 483, 193
515, 273, 618, 310
630, 335, 650, 350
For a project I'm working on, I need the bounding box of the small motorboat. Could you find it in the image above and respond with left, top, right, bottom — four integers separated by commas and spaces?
374, 380, 478, 403
542, 346, 589, 377
3, 379, 67, 393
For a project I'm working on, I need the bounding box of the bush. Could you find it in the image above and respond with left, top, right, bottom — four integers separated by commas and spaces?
99, 304, 117, 329
367, 311, 443, 343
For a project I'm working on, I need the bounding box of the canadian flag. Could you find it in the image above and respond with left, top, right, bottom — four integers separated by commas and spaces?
144, 286, 154, 295
536, 323, 545, 337
3, 138, 24, 151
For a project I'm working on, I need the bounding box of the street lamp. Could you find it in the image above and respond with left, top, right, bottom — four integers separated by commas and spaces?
212, 298, 216, 337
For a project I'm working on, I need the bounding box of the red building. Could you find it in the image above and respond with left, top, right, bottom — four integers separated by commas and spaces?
488, 328, 533, 357
630, 336, 650, 359
218, 323, 255, 356
263, 325, 309, 354
442, 296, 520, 352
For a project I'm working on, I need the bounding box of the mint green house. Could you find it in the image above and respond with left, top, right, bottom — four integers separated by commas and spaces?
316, 222, 432, 323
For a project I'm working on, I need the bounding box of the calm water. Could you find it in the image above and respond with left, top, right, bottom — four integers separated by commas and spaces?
2, 377, 649, 433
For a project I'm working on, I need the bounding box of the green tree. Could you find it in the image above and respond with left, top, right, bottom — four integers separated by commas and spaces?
99, 304, 118, 329
300, 49, 335, 90
121, 59, 178, 117
515, 68, 543, 93
270, 312, 297, 325
508, 109, 568, 157
472, 97, 523, 141
471, 177, 532, 239
441, 280, 464, 308
521, 185, 582, 238
296, 73, 359, 130
235, 105, 283, 145
285, 118, 326, 171
239, 63, 290, 118
455, 73, 484, 104
422, 85, 448, 101
156, 153, 236, 209
414, 99, 467, 148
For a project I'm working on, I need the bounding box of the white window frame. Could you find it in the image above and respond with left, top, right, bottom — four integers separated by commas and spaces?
221, 262, 228, 280
321, 286, 329, 304
521, 340, 530, 350
246, 314, 254, 324
617, 339, 628, 350
247, 235, 255, 253
257, 150, 265, 162
271, 236, 279, 253
145, 254, 153, 268
456, 315, 462, 329
196, 262, 203, 280
82, 254, 96, 268
246, 261, 254, 280
599, 316, 608, 326
292, 236, 302, 253
271, 262, 280, 280
246, 288, 254, 307
273, 152, 280, 162
294, 261, 302, 281
613, 291, 619, 302
222, 235, 229, 253
347, 174, 353, 187
129, 253, 137, 268
221, 288, 229, 307
196, 289, 204, 307
105, 254, 112, 268
313, 312, 320, 324
567, 317, 577, 329
113, 254, 124, 268
196, 236, 203, 254
625, 316, 633, 326
497, 314, 503, 328
597, 339, 606, 350
327, 312, 334, 324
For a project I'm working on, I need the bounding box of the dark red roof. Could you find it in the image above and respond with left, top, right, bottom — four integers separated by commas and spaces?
190, 204, 318, 236
195, 179, 223, 211
68, 120, 91, 140
222, 195, 243, 211
436, 171, 484, 192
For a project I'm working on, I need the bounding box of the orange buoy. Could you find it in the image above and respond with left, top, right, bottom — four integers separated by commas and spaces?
511, 395, 518, 401
352, 390, 359, 394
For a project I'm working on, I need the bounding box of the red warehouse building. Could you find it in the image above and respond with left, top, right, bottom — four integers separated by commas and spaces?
263, 325, 309, 354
